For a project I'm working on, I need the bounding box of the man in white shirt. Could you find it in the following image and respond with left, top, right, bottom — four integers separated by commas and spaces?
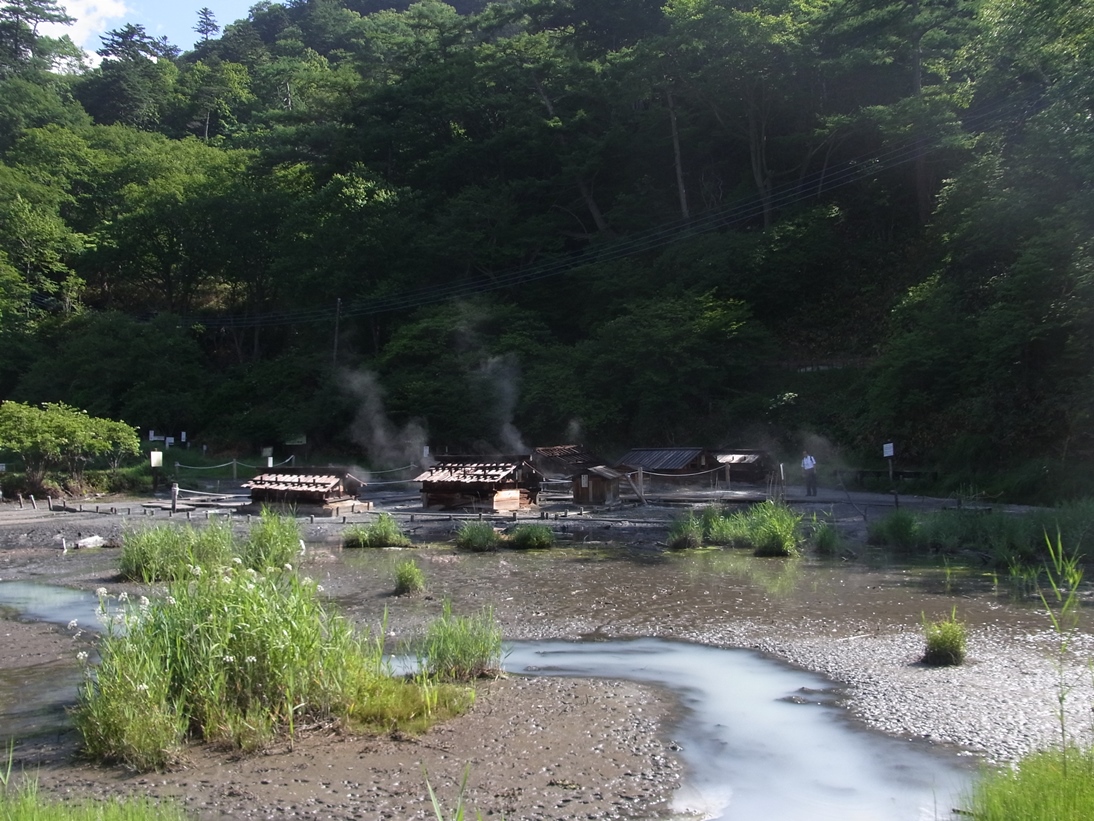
801, 451, 817, 496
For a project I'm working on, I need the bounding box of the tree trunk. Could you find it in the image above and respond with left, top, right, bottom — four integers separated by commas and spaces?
666, 88, 690, 220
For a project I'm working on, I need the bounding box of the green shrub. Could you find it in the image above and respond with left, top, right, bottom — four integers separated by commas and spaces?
394, 559, 426, 595
343, 513, 412, 548
667, 513, 703, 550
239, 507, 301, 569
922, 608, 967, 666
420, 601, 503, 681
455, 521, 500, 552
508, 523, 555, 550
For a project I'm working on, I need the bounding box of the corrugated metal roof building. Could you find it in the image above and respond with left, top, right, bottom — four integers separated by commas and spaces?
615, 448, 716, 474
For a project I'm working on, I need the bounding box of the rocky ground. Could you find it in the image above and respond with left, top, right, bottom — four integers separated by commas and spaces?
0, 489, 1090, 819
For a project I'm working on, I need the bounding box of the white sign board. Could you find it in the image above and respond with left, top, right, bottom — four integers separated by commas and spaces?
0, 463, 6, 473
883, 442, 894, 458
150, 450, 163, 468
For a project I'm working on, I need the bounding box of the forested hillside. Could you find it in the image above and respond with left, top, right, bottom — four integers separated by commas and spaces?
0, 0, 1091, 498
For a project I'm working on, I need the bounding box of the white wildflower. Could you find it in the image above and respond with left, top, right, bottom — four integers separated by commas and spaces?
139, 596, 150, 608
283, 563, 292, 572
316, 585, 325, 592
118, 591, 129, 602
190, 565, 202, 577
67, 619, 78, 630
76, 651, 88, 662
232, 557, 243, 565
246, 583, 256, 592
136, 683, 149, 693
223, 655, 235, 663
165, 595, 177, 606
222, 576, 232, 585
246, 656, 257, 664
96, 587, 108, 598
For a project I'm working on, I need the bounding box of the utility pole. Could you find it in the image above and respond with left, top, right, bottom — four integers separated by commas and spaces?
332, 298, 341, 367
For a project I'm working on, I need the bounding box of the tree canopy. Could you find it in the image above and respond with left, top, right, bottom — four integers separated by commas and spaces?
0, 0, 1090, 497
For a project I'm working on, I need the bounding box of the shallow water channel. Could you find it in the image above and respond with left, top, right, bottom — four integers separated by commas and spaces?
505, 638, 971, 821
0, 578, 973, 820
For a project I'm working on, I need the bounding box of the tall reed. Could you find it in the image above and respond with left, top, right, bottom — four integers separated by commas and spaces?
419, 601, 503, 681
238, 506, 302, 569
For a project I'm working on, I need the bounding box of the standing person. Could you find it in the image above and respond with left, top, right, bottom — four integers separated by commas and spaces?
801, 451, 817, 497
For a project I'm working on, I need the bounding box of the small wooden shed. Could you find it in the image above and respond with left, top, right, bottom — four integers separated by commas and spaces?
714, 450, 774, 485
571, 465, 623, 506
414, 455, 543, 512
244, 469, 361, 506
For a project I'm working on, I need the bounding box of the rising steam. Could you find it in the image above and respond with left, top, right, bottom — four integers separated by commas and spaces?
342, 369, 428, 474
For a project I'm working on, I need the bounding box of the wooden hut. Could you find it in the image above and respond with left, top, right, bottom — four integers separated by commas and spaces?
572, 465, 622, 506
414, 455, 543, 512
532, 444, 599, 478
244, 468, 361, 507
714, 450, 774, 485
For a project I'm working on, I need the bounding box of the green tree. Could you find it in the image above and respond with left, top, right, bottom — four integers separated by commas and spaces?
0, 401, 139, 489
73, 25, 181, 129
194, 7, 220, 44
0, 0, 73, 73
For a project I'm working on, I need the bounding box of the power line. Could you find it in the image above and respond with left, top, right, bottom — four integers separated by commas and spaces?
155, 93, 1044, 329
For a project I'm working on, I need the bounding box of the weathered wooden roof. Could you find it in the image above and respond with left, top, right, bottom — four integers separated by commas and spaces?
244, 473, 342, 492
615, 448, 707, 471
534, 445, 598, 466
579, 465, 623, 480
715, 451, 768, 465
415, 456, 540, 484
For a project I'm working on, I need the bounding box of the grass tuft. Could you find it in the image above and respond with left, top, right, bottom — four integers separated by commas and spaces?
394, 559, 426, 595
507, 523, 555, 550
455, 521, 500, 552
1, 776, 189, 820
666, 513, 704, 550
811, 519, 842, 556
922, 607, 967, 666
238, 507, 301, 569
965, 746, 1094, 820
419, 601, 503, 681
344, 513, 412, 548
697, 501, 804, 557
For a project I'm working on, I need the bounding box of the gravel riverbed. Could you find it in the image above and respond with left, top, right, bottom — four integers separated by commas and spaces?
1, 494, 1090, 818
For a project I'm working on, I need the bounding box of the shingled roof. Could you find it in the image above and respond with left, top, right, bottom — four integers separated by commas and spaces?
414, 456, 539, 484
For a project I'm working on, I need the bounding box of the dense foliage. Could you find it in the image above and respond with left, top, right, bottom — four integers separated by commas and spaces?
0, 0, 1091, 496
